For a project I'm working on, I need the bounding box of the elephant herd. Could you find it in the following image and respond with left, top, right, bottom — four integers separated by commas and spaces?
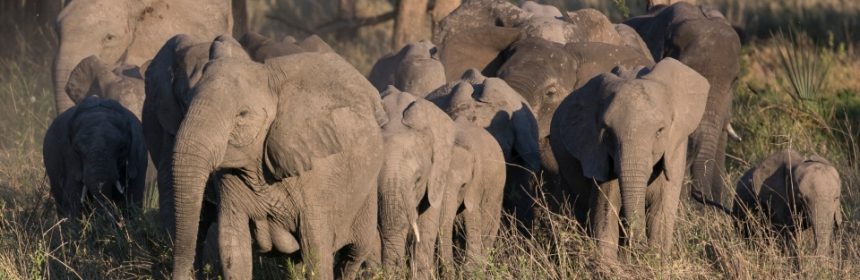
40, 0, 843, 278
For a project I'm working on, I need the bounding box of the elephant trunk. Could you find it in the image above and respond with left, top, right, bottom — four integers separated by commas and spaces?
809, 201, 837, 257
53, 52, 77, 114
377, 159, 418, 269
690, 81, 733, 208
171, 94, 232, 278
617, 143, 650, 246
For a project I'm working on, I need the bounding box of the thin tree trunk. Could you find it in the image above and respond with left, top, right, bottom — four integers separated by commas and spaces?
393, 0, 430, 50
232, 0, 248, 38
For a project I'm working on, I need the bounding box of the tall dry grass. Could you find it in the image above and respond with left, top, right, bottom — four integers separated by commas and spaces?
2, 0, 860, 279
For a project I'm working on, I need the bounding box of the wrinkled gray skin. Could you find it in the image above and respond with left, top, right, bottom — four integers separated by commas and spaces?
427, 69, 540, 223
625, 2, 742, 211
65, 56, 145, 119
377, 87, 456, 279
43, 96, 147, 224
734, 149, 842, 257
520, 1, 562, 18
143, 35, 217, 242
368, 41, 447, 98
437, 120, 506, 273
435, 1, 654, 199
238, 31, 333, 63
550, 59, 709, 260
170, 36, 387, 279
53, 0, 232, 114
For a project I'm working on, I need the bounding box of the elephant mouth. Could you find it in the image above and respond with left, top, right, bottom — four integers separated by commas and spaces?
80, 181, 127, 227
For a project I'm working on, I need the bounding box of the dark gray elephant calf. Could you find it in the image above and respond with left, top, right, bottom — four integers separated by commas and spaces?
734, 149, 842, 257
43, 96, 147, 222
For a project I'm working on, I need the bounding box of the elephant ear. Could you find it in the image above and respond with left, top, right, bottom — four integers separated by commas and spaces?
298, 35, 334, 53
145, 34, 196, 136
433, 0, 528, 81
641, 58, 709, 182
66, 55, 115, 103
210, 35, 251, 60
403, 98, 457, 207
751, 149, 803, 195
556, 74, 614, 181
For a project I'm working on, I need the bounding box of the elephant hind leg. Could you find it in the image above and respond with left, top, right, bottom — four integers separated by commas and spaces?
338, 195, 379, 280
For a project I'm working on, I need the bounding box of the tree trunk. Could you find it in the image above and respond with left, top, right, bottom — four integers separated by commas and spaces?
431, 0, 460, 29
393, 0, 430, 50
232, 0, 248, 38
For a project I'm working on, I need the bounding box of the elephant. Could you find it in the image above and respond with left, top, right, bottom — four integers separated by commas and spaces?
238, 31, 334, 63
376, 87, 457, 278
437, 120, 506, 272
625, 2, 743, 211
549, 58, 709, 260
53, 0, 232, 114
426, 69, 540, 224
368, 41, 446, 98
520, 1, 562, 19
64, 55, 145, 119
43, 96, 147, 223
734, 149, 842, 257
169, 35, 388, 279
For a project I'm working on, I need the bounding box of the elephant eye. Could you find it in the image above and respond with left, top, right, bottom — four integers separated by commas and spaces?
104, 34, 116, 41
656, 127, 665, 138
546, 86, 558, 96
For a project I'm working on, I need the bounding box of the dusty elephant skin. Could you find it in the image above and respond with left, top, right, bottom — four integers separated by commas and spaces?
43, 96, 147, 224
437, 120, 506, 275
427, 69, 540, 225
377, 87, 457, 278
238, 31, 334, 63
734, 149, 842, 257
65, 56, 146, 120
625, 2, 742, 211
169, 35, 387, 279
368, 41, 446, 98
53, 0, 232, 115
550, 58, 709, 260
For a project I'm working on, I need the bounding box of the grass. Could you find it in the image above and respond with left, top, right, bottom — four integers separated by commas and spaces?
3, 0, 860, 279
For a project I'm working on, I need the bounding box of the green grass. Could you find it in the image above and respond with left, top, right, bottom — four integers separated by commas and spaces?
3, 1, 860, 279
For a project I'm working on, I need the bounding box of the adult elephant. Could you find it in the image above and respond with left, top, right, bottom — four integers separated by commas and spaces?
734, 149, 842, 257
53, 0, 232, 114
170, 36, 387, 279
625, 2, 742, 211
427, 69, 540, 224
550, 59, 709, 259
238, 32, 334, 63
377, 87, 457, 278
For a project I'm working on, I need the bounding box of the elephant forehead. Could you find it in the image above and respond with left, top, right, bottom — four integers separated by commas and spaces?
794, 162, 840, 196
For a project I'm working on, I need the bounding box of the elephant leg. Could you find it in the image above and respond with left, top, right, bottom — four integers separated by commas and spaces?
437, 188, 460, 277
414, 205, 442, 280
589, 180, 621, 261
156, 159, 176, 238
217, 206, 252, 279
462, 208, 484, 271
709, 131, 730, 207
645, 174, 682, 257
299, 212, 335, 280
340, 194, 379, 280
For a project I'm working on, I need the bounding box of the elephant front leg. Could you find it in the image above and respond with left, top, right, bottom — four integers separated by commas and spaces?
645, 169, 682, 257
299, 215, 335, 279
218, 207, 252, 279
589, 180, 621, 261
414, 205, 442, 279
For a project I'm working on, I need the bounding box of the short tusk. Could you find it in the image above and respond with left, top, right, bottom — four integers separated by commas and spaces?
726, 123, 742, 141
115, 180, 125, 194
80, 186, 88, 203
411, 221, 421, 243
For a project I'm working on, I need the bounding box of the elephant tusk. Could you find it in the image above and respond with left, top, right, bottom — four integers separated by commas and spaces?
80, 186, 88, 204
411, 221, 421, 243
115, 180, 125, 194
726, 123, 742, 142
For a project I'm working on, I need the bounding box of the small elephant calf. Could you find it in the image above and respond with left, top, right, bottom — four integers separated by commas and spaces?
734, 149, 842, 256
43, 96, 147, 221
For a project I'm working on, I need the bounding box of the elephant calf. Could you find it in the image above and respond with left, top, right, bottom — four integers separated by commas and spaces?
734, 149, 842, 257
43, 96, 147, 222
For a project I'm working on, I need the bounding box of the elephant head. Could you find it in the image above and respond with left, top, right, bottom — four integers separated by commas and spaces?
428, 70, 540, 173
239, 32, 333, 63
65, 55, 145, 119
377, 87, 457, 269
553, 58, 709, 243
369, 41, 446, 97
54, 0, 232, 113
43, 95, 147, 219
170, 35, 386, 277
497, 37, 653, 138
792, 156, 842, 256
